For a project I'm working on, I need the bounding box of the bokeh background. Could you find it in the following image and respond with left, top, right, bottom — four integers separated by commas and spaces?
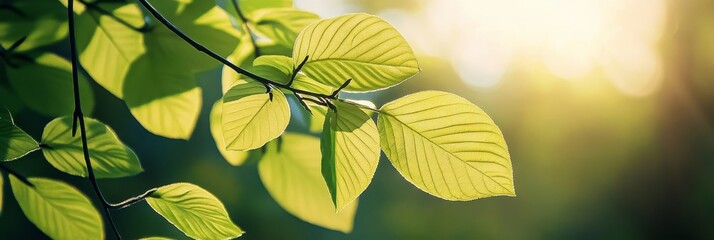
2, 0, 714, 239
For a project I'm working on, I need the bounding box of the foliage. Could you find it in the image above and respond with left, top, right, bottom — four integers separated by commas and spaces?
0, 0, 515, 238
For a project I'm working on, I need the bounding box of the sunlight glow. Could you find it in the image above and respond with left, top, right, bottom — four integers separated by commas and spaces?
374, 0, 666, 96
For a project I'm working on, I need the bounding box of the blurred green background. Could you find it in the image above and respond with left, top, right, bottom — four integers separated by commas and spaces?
2, 0, 714, 239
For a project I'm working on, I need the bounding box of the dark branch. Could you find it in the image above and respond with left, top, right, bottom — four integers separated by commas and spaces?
135, 0, 337, 101
67, 0, 122, 238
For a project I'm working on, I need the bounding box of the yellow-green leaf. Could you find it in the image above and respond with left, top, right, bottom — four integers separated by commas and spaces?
151, 0, 242, 72
321, 101, 379, 211
210, 101, 250, 166
253, 55, 293, 76
260, 133, 357, 232
123, 58, 201, 140
378, 91, 515, 200
6, 53, 94, 117
41, 116, 142, 178
76, 2, 145, 98
10, 176, 103, 239
292, 13, 419, 91
250, 8, 319, 48
139, 237, 174, 240
0, 120, 39, 162
146, 183, 243, 239
222, 80, 290, 151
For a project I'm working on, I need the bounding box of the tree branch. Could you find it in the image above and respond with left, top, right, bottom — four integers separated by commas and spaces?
135, 0, 345, 101
67, 1, 122, 239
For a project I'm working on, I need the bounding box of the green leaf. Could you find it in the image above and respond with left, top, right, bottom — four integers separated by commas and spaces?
321, 101, 379, 211
6, 53, 94, 117
0, 120, 39, 162
210, 101, 250, 166
292, 13, 419, 91
150, 0, 242, 72
76, 2, 145, 98
139, 237, 174, 240
0, 0, 67, 52
123, 58, 202, 140
222, 80, 290, 151
260, 133, 357, 232
146, 183, 243, 239
41, 116, 142, 178
377, 91, 515, 200
249, 8, 319, 48
10, 176, 103, 239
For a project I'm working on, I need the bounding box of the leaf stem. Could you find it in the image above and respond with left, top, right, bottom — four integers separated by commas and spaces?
0, 163, 34, 187
67, 1, 122, 239
108, 188, 157, 210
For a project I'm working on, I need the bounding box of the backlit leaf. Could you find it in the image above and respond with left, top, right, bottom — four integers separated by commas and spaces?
259, 133, 357, 232
76, 2, 145, 98
123, 58, 201, 140
10, 176, 103, 239
321, 101, 379, 211
378, 91, 515, 200
6, 53, 94, 117
0, 119, 39, 162
293, 13, 419, 91
210, 101, 250, 166
41, 116, 142, 178
249, 8, 319, 48
146, 183, 243, 239
222, 80, 290, 151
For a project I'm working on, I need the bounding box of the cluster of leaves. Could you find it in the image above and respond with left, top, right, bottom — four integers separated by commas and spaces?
0, 0, 515, 238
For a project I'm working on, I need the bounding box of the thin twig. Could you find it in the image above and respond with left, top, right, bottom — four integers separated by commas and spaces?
67, 1, 122, 238
108, 188, 158, 210
231, 0, 260, 58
